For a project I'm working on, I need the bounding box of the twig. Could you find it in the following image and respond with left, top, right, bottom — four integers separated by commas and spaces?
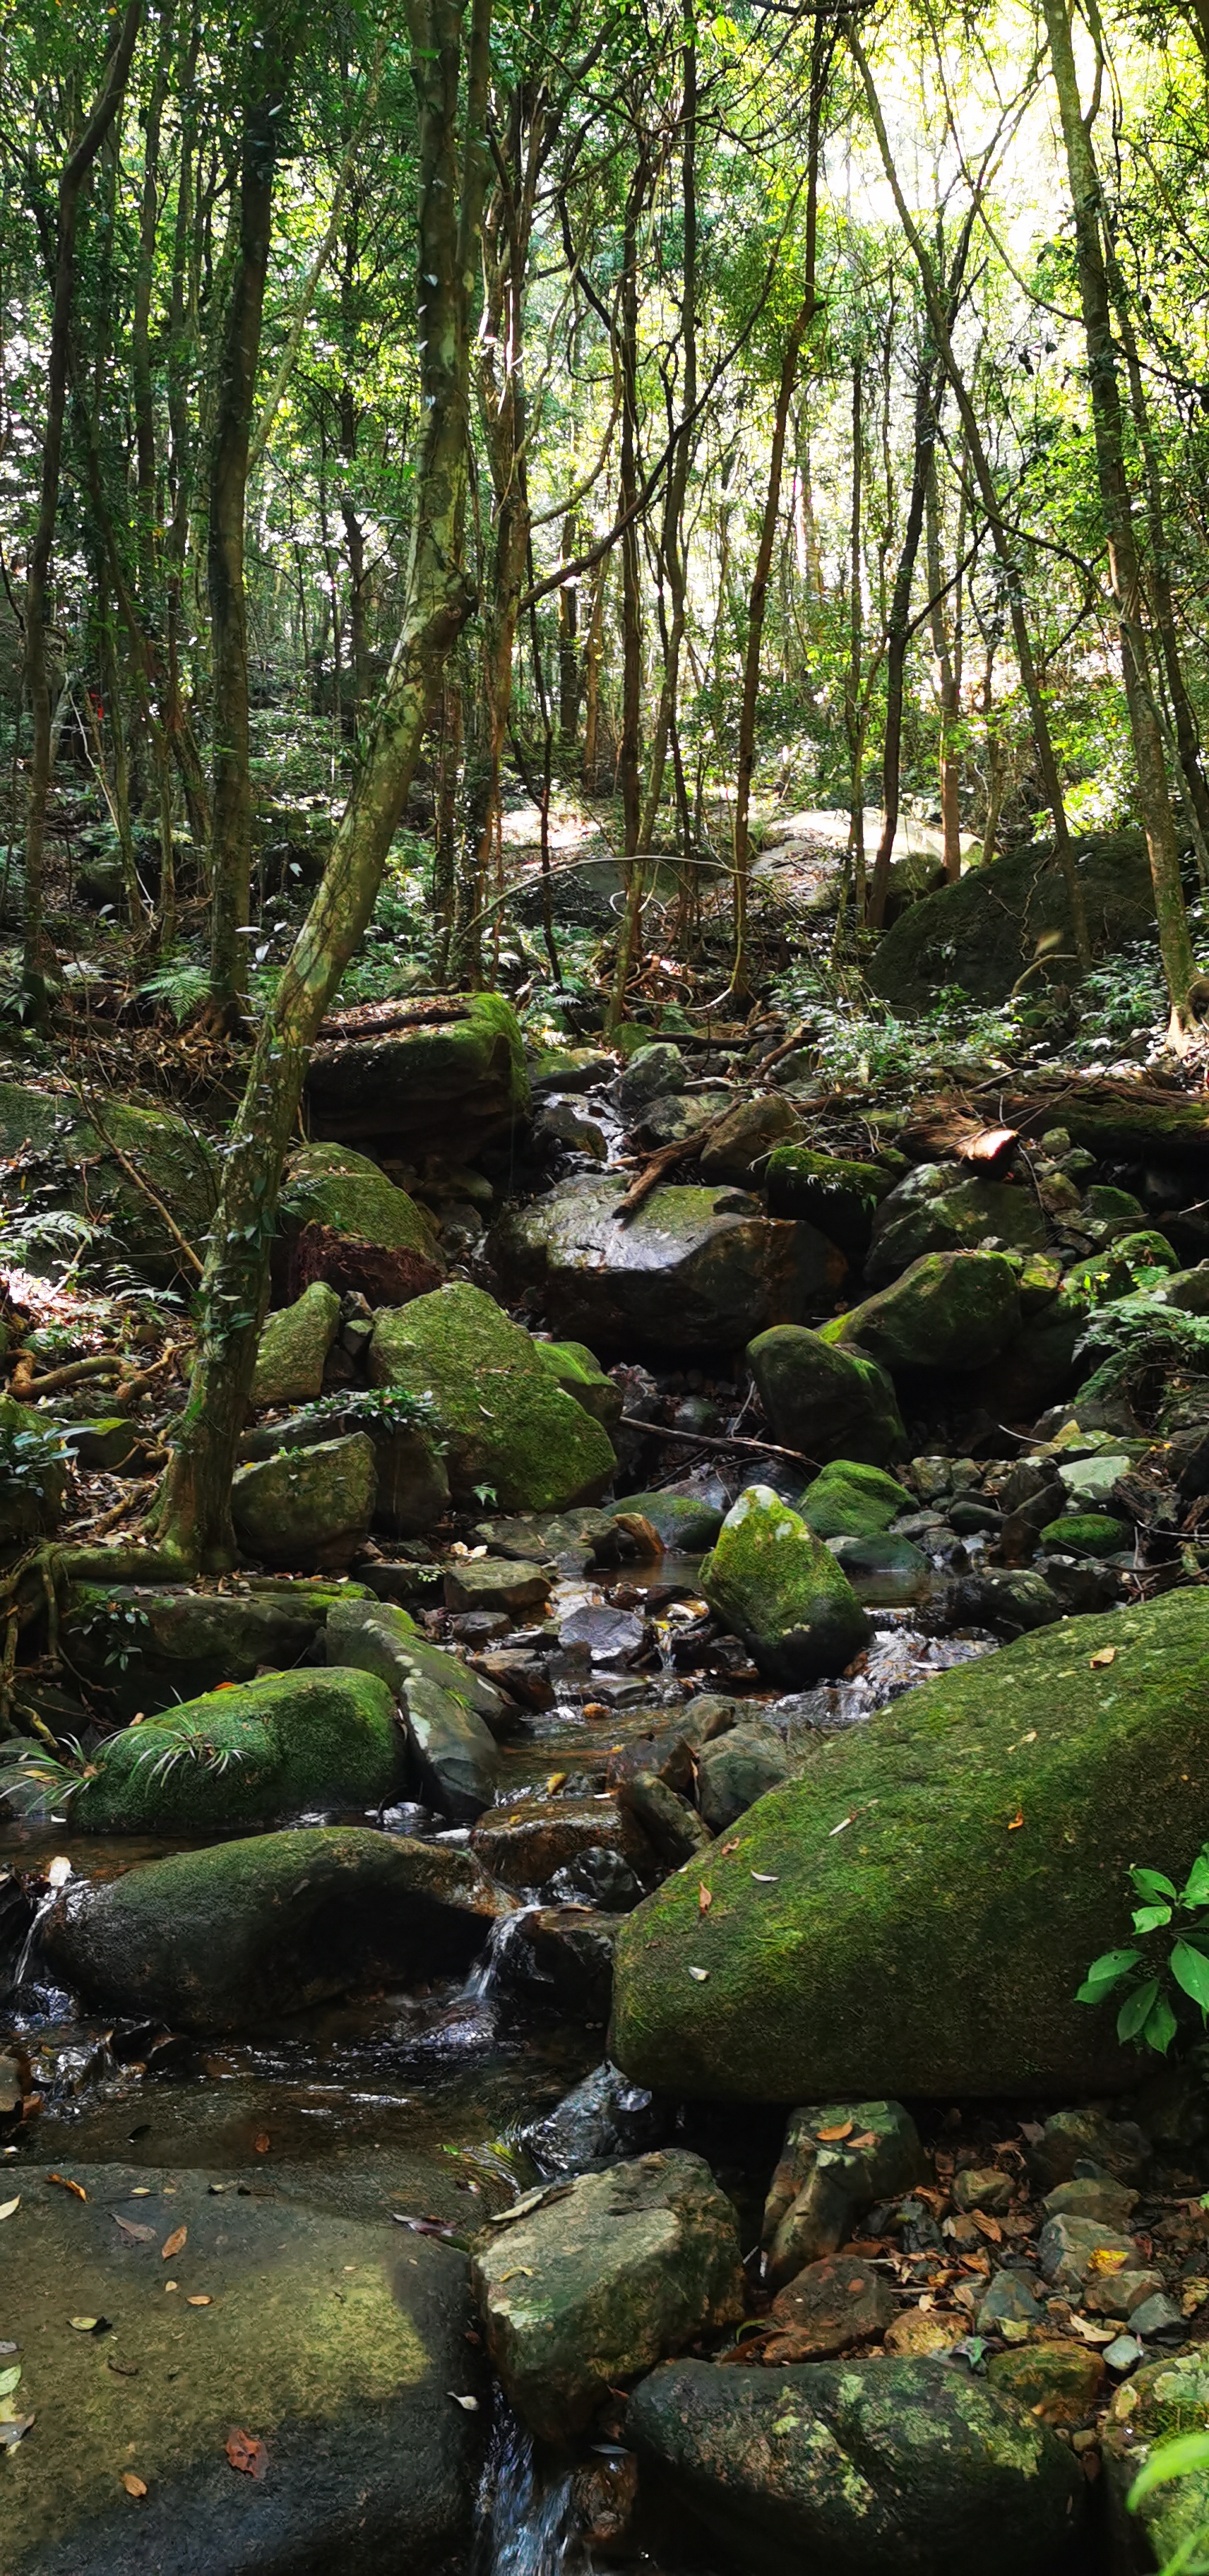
621, 1415, 817, 1471
612, 1114, 732, 1219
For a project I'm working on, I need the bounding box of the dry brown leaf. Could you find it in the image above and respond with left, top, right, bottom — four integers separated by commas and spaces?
47, 2172, 86, 2202
1090, 1646, 1117, 1668
254, 2133, 270, 2156
186, 2294, 213, 2308
816, 2122, 854, 2142
112, 2214, 155, 2243
719, 1839, 740, 1856
225, 2427, 267, 2479
161, 2225, 187, 2261
120, 2472, 147, 2499
1007, 1810, 1025, 1831
847, 2131, 879, 2151
972, 2210, 1003, 2243
698, 1884, 713, 1914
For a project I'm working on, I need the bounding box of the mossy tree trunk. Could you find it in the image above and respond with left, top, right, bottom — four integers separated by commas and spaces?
153, 0, 493, 1573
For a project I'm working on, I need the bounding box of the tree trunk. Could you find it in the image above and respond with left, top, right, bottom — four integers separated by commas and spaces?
845, 350, 865, 919
868, 350, 939, 929
926, 447, 963, 883
21, 0, 144, 1007
1041, 0, 1197, 1031
638, 8, 697, 854
154, 0, 492, 1571
206, 13, 294, 1019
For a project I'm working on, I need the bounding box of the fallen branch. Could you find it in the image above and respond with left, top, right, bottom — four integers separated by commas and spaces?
612, 1114, 732, 1219
621, 1414, 817, 1472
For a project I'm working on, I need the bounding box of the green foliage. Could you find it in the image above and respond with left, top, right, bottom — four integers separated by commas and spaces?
1130, 2433, 1209, 2575
1077, 1845, 1209, 2056
0, 1740, 90, 1818
137, 954, 210, 1027
131, 1717, 253, 1786
1075, 1294, 1209, 1397
0, 1415, 68, 1501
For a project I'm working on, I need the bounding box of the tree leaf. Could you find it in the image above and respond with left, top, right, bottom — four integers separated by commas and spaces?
1131, 1904, 1173, 1934
225, 2428, 267, 2479
47, 2172, 86, 2201
1090, 1646, 1117, 1666
1171, 1941, 1209, 2011
161, 2225, 187, 2260
120, 2471, 147, 2498
1076, 1948, 1141, 2002
1117, 1978, 1160, 2041
1144, 1992, 1179, 2056
1184, 1853, 1209, 1909
0, 2198, 18, 2222
1131, 1867, 1179, 1901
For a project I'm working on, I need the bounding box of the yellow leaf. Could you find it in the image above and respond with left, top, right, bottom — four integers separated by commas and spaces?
0, 2198, 18, 2222
162, 2224, 187, 2260
47, 2172, 87, 2202
121, 2472, 148, 2499
698, 1884, 713, 1914
1090, 1646, 1117, 1668
816, 2122, 853, 2143
186, 2294, 213, 2308
545, 1772, 567, 1792
69, 2317, 100, 2331
1008, 1810, 1025, 1831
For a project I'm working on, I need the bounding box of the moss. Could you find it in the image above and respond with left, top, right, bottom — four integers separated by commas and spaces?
830, 1250, 1021, 1373
251, 1278, 341, 1407
282, 1141, 441, 1256
700, 1484, 869, 1687
797, 1460, 912, 1539
765, 1149, 888, 1263
369, 1282, 615, 1510
73, 1666, 403, 1832
530, 1337, 624, 1430
59, 1577, 364, 1718
1039, 1513, 1131, 1556
0, 1079, 217, 1282
609, 1584, 1209, 2099
746, 1326, 906, 1467
231, 1431, 377, 1567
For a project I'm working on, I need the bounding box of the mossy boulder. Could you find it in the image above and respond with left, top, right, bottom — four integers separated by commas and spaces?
531, 1336, 624, 1431
306, 989, 529, 1156
797, 1459, 912, 1539
238, 1402, 451, 1539
1103, 2351, 1209, 2570
326, 1595, 504, 1821
0, 2164, 484, 2576
611, 1489, 725, 1550
1040, 1513, 1131, 1556
231, 1431, 377, 1568
626, 2356, 1084, 2576
369, 1282, 615, 1510
698, 1094, 803, 1186
700, 1485, 870, 1687
0, 1079, 216, 1282
828, 1249, 1021, 1373
276, 1140, 445, 1305
251, 1278, 341, 1408
71, 1666, 405, 1833
765, 1147, 890, 1263
747, 1325, 905, 1467
610, 1584, 1209, 2100
42, 1825, 516, 2027
866, 826, 1156, 1010
866, 1164, 1047, 1287
493, 1174, 846, 1357
59, 1577, 362, 1719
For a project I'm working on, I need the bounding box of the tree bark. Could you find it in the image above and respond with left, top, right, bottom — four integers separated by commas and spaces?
867, 349, 939, 928
926, 446, 963, 883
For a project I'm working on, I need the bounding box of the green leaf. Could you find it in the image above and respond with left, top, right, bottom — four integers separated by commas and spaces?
1132, 1904, 1173, 1934
1117, 1979, 1160, 2042
1144, 1992, 1179, 2056
1172, 1941, 1209, 2011
1184, 1852, 1209, 1909
0, 2366, 20, 2398
1076, 1948, 1142, 2003
1130, 2431, 1209, 2507
1131, 1867, 1179, 1901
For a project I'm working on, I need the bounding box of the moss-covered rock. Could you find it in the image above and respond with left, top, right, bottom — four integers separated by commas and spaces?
493, 1174, 845, 1356
326, 1594, 503, 1820
0, 1079, 216, 1282
626, 2356, 1085, 2576
700, 1485, 869, 1687
828, 1248, 1021, 1373
231, 1431, 377, 1568
696, 1717, 794, 1829
531, 1336, 624, 1431
471, 2151, 743, 2439
1103, 2351, 1209, 2570
765, 1147, 889, 1263
866, 826, 1156, 1010
1039, 1513, 1131, 1556
306, 989, 529, 1157
747, 1325, 906, 1466
610, 1489, 725, 1550
369, 1282, 615, 1510
866, 1163, 1047, 1286
797, 1459, 912, 1539
699, 1094, 802, 1186
251, 1278, 341, 1408
42, 1825, 516, 2026
0, 2163, 484, 2576
59, 1577, 362, 1719
238, 1402, 451, 1539
71, 1666, 404, 1833
610, 1585, 1209, 2100
276, 1140, 445, 1305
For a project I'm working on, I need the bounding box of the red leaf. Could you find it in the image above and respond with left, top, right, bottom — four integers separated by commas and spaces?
225, 2428, 267, 2479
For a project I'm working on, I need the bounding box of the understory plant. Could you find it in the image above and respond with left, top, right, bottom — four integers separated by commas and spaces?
1077, 1844, 1209, 2054
1130, 2435, 1209, 2576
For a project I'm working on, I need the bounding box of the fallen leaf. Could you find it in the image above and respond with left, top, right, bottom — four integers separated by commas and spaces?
1008, 1810, 1024, 1831
225, 2427, 267, 2479
1088, 2246, 1129, 2274
829, 1813, 855, 1836
0, 2198, 18, 2222
47, 2172, 86, 2201
254, 2133, 270, 2156
165, 2281, 179, 2294
0, 2415, 33, 2449
0, 2366, 21, 2399
751, 1871, 779, 1883
545, 1772, 567, 1792
719, 1839, 740, 1855
186, 2294, 213, 2308
847, 2130, 879, 2150
1090, 1646, 1117, 1668
972, 2210, 1002, 2243
120, 2471, 147, 2499
698, 1884, 713, 1914
816, 2122, 854, 2143
687, 1966, 709, 1982
112, 2214, 155, 2243
448, 2392, 479, 2411
496, 2268, 534, 2284
162, 2225, 187, 2260
69, 2316, 107, 2332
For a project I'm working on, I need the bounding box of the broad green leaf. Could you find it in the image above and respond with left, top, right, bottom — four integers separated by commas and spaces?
1117, 1978, 1160, 2042
0, 2367, 20, 2399
1076, 1948, 1142, 2003
1144, 1992, 1179, 2056
1131, 1867, 1179, 1902
1132, 1904, 1173, 1934
1185, 1853, 1209, 1909
1130, 2431, 1209, 2505
1172, 1941, 1209, 2011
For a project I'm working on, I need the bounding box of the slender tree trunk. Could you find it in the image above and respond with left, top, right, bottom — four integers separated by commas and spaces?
1041, 0, 1196, 1030
926, 448, 963, 882
638, 8, 697, 852
21, 1, 143, 1006
558, 509, 580, 753
845, 349, 865, 918
607, 144, 654, 1031
583, 554, 606, 789
206, 13, 294, 1019
133, 6, 174, 615
154, 0, 492, 1571
869, 352, 939, 929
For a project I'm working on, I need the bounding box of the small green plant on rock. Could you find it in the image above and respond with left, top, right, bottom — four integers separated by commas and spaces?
1130, 2432, 1209, 2575
1077, 1844, 1209, 2054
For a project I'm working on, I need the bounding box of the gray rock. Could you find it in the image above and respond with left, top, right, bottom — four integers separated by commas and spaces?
866, 1162, 1046, 1286
521, 2062, 671, 2176
1028, 2109, 1151, 2190
618, 1042, 685, 1119
617, 1772, 713, 1865
747, 1324, 905, 1467
1129, 2292, 1184, 2338
763, 2100, 922, 2286
443, 1555, 553, 1614
559, 1602, 647, 1664
1037, 2214, 1138, 2291
976, 2270, 1044, 2333
1042, 2176, 1138, 2229
696, 1717, 794, 1831
699, 1093, 804, 1187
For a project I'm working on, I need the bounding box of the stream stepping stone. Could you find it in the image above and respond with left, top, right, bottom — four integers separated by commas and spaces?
764, 2253, 895, 2360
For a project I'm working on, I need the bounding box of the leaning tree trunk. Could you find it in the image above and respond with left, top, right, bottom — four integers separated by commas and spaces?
21, 0, 143, 1008
153, 0, 492, 1572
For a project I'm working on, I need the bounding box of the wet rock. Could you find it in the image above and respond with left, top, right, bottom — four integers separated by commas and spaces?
42, 1826, 515, 2028
610, 1587, 1209, 2100
828, 1533, 930, 1606
559, 1602, 647, 1664
986, 2340, 1104, 2424
1027, 2109, 1151, 2191
530, 1337, 624, 1430
306, 989, 529, 1158
945, 1568, 1063, 1636
609, 1489, 724, 1552
829, 1248, 1022, 1373
59, 1576, 355, 1719
369, 1282, 615, 1510
618, 1042, 684, 1119
1102, 2351, 1209, 2569
534, 1100, 610, 1159
326, 1596, 505, 1820
70, 1666, 403, 1834
762, 2101, 922, 2285
765, 1147, 889, 1263
251, 1279, 342, 1408
471, 2150, 743, 2438
559, 1847, 644, 1912
699, 1094, 802, 1186
0, 2163, 483, 2576
522, 2062, 670, 2176
617, 1772, 713, 1864
953, 2166, 1013, 2215
764, 2252, 895, 2359
1129, 2291, 1184, 2337
700, 1486, 869, 1688
0, 1078, 217, 1283
1032, 1555, 1122, 1616
747, 1324, 905, 1467
474, 1647, 554, 1710
626, 2355, 1085, 2576
696, 1718, 794, 1831
797, 1459, 912, 1537
641, 1089, 731, 1147
232, 1431, 376, 1569
443, 1555, 553, 1614
865, 1163, 1046, 1284
1083, 2266, 1165, 2317
472, 1794, 653, 1891
496, 1905, 623, 2019
275, 1139, 446, 1306
494, 1174, 844, 1357
1042, 2175, 1139, 2229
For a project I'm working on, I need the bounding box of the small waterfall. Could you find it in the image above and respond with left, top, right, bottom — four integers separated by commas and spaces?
6, 1858, 72, 2005
463, 1907, 537, 2005
473, 2404, 576, 2576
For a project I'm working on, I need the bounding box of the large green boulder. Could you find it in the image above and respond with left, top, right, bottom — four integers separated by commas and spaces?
493, 1174, 845, 1356
627, 2356, 1084, 2576
866, 1163, 1047, 1285
530, 1335, 624, 1431
700, 1486, 869, 1686
42, 1826, 516, 2027
276, 1140, 445, 1305
231, 1430, 377, 1568
69, 1666, 404, 1833
828, 1249, 1021, 1373
237, 1401, 451, 1538
747, 1325, 905, 1467
251, 1278, 340, 1408
326, 1595, 504, 1821
59, 1577, 362, 1719
765, 1147, 890, 1263
470, 2151, 743, 2439
797, 1459, 912, 1538
0, 2164, 484, 2576
369, 1282, 615, 1510
866, 825, 1155, 1010
1102, 2351, 1209, 2570
610, 1585, 1209, 2100
0, 1079, 216, 1283
305, 989, 529, 1156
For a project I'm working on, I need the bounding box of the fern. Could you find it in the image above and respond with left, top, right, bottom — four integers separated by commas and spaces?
1075, 1292, 1209, 1397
